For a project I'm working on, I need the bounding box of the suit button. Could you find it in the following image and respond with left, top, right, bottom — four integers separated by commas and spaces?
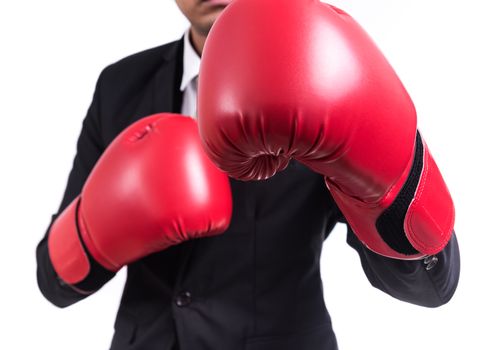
175, 291, 192, 307
424, 255, 438, 271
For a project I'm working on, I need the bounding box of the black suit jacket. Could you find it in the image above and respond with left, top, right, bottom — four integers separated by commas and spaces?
36, 38, 460, 350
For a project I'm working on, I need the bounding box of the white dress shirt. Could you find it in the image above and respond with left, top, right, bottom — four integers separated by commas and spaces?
180, 30, 201, 118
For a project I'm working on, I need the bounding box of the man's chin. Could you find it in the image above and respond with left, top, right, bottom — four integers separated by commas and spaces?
201, 0, 234, 6
196, 0, 232, 37
196, 20, 215, 37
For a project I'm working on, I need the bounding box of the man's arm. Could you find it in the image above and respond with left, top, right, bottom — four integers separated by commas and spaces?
36, 70, 116, 308
346, 224, 460, 307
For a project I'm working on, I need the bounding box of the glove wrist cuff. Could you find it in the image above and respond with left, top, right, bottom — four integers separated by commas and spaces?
48, 197, 91, 284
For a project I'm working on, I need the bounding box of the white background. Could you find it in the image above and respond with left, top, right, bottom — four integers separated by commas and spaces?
1, 0, 478, 349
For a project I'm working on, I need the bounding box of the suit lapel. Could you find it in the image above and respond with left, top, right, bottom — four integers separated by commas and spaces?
152, 39, 184, 114
129, 39, 183, 123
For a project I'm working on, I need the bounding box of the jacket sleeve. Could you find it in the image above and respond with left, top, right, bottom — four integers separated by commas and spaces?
36, 69, 116, 308
346, 224, 460, 307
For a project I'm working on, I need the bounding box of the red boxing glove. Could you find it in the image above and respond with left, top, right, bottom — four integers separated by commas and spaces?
198, 0, 454, 259
48, 114, 232, 284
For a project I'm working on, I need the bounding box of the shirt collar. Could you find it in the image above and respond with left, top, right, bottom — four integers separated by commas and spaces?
180, 29, 201, 92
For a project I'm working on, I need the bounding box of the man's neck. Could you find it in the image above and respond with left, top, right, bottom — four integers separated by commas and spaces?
189, 27, 207, 57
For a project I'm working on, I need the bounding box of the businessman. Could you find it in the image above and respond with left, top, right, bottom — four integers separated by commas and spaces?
37, 1, 460, 349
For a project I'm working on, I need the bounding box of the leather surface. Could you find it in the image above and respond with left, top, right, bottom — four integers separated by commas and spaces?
198, 0, 454, 258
